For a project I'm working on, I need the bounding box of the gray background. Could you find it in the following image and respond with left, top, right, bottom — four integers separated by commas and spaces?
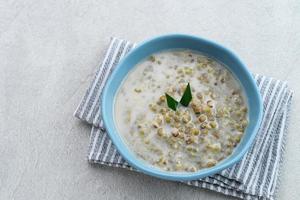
1, 1, 299, 199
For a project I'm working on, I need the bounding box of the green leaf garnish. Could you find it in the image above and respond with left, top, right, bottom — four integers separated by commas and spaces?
165, 93, 178, 111
165, 83, 193, 111
180, 83, 192, 107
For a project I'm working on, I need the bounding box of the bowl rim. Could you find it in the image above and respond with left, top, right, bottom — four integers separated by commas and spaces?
101, 34, 263, 181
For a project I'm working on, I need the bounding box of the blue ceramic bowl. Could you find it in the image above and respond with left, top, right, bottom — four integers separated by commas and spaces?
102, 34, 263, 181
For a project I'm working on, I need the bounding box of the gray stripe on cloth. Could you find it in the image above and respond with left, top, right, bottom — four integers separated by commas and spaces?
75, 38, 293, 200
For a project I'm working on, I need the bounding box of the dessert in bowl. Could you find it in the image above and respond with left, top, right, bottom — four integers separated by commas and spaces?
102, 34, 263, 181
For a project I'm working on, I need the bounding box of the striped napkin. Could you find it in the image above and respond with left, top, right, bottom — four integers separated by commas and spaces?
74, 37, 293, 200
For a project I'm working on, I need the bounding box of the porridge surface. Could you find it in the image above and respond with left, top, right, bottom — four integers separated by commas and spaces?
114, 50, 248, 172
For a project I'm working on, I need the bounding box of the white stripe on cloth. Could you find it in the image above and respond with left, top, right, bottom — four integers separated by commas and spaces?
95, 132, 107, 160
78, 38, 117, 119
239, 79, 280, 182
85, 40, 123, 121
269, 91, 292, 198
93, 41, 132, 125
241, 80, 282, 189
88, 126, 100, 160
245, 83, 286, 196
245, 81, 286, 192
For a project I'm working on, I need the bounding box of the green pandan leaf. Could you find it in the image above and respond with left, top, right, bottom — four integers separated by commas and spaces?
165, 93, 178, 111
180, 83, 192, 107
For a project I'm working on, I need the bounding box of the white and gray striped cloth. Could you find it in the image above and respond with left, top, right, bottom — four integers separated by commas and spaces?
74, 37, 293, 200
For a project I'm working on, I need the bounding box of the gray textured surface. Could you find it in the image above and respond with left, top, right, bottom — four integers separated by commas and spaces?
0, 1, 299, 200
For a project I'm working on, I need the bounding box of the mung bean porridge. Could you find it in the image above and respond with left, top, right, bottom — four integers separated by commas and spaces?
114, 49, 248, 172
